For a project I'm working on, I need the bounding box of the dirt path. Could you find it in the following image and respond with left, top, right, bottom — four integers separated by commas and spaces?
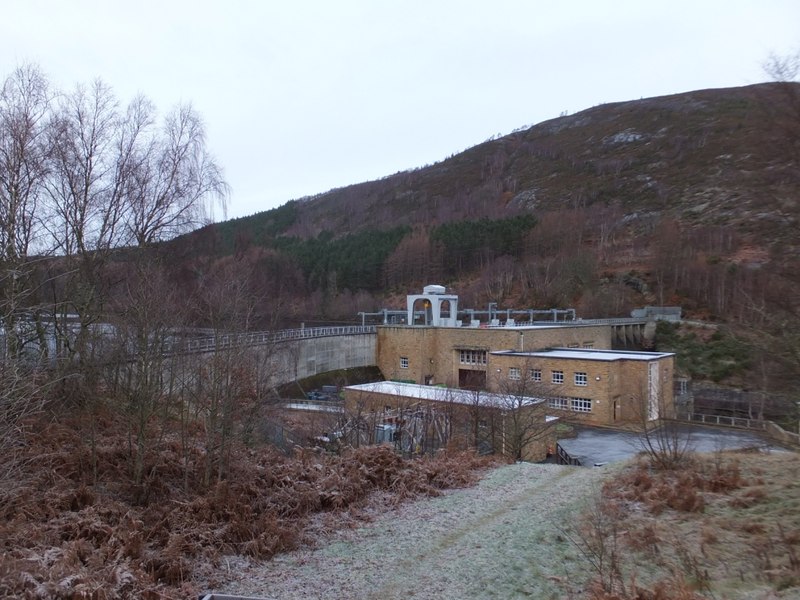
215, 463, 610, 599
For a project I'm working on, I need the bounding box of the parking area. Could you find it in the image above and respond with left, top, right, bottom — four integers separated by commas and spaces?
557, 424, 789, 467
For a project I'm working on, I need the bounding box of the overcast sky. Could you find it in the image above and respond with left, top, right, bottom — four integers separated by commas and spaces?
2, 1, 798, 220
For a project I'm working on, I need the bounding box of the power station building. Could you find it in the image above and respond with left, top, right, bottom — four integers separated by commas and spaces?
364, 285, 676, 427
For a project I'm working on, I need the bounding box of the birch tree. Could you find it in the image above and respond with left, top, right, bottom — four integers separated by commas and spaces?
108, 99, 227, 494
124, 102, 227, 246
45, 80, 142, 366
0, 65, 51, 360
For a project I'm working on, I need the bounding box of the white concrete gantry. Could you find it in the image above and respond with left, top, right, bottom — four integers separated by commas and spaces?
406, 285, 460, 327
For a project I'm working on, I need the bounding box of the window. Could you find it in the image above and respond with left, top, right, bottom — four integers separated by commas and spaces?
400, 357, 409, 369
459, 349, 487, 365
552, 370, 564, 384
509, 367, 521, 380
574, 372, 588, 386
548, 396, 591, 412
529, 368, 542, 382
570, 397, 592, 413
583, 342, 594, 349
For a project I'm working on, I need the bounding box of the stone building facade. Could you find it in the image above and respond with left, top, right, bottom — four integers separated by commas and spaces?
377, 323, 613, 388
373, 284, 676, 427
375, 323, 674, 427
488, 348, 675, 426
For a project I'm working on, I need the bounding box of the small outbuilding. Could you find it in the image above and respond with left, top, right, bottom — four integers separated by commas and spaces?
344, 381, 559, 461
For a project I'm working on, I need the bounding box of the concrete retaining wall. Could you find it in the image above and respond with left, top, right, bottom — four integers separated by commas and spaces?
292, 333, 377, 381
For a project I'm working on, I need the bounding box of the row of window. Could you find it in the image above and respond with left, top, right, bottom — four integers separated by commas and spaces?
408, 348, 595, 388
553, 370, 589, 386
548, 397, 592, 413
509, 368, 588, 386
401, 354, 592, 413
405, 350, 492, 369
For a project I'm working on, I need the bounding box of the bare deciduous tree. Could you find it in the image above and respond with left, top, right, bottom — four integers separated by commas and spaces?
0, 65, 51, 360
495, 368, 556, 462
0, 64, 234, 497
189, 258, 263, 486
103, 97, 227, 496
0, 363, 47, 489
45, 80, 141, 365
125, 103, 228, 247
630, 376, 693, 470
106, 262, 184, 498
562, 493, 628, 595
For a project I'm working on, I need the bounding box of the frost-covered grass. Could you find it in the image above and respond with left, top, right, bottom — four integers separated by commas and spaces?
216, 463, 609, 599
597, 450, 800, 599
216, 450, 800, 600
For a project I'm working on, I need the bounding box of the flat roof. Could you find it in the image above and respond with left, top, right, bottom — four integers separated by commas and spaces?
345, 381, 552, 410
492, 348, 675, 362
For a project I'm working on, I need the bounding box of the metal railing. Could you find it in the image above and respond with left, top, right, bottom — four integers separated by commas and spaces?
181, 325, 376, 354
686, 413, 800, 448
564, 318, 650, 326
556, 442, 581, 466
687, 413, 768, 430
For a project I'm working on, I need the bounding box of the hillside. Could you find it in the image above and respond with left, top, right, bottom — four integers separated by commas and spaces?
165, 83, 800, 400
204, 83, 797, 240
169, 83, 800, 380
287, 83, 797, 245
175, 83, 798, 317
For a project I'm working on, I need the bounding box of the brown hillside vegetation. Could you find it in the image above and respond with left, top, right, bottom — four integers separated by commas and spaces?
167, 83, 800, 406
2, 410, 798, 599
178, 83, 800, 334
0, 415, 496, 599
579, 450, 800, 599
289, 83, 798, 241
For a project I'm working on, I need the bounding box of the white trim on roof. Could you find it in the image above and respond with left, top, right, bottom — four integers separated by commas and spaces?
492, 348, 674, 362
345, 381, 549, 409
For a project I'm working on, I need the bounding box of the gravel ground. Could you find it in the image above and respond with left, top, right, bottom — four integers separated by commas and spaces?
213, 463, 610, 600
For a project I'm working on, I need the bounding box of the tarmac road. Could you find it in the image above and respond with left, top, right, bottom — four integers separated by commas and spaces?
557, 423, 784, 467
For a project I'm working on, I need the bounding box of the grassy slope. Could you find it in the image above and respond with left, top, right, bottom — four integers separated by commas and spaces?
592, 450, 800, 598
217, 463, 609, 599
217, 450, 800, 600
